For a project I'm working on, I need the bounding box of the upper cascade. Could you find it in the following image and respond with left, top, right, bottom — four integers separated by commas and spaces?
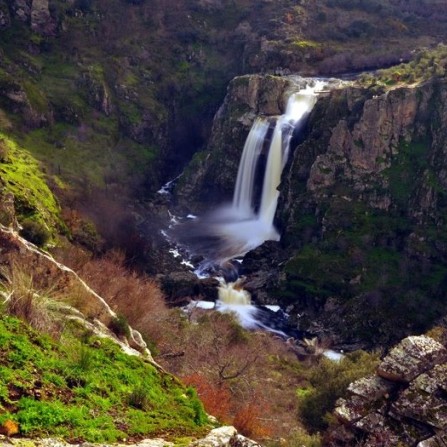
215, 80, 327, 261
172, 77, 331, 268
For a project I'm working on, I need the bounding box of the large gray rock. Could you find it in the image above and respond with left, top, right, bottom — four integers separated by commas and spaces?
329, 335, 447, 446
190, 427, 261, 447
377, 335, 447, 382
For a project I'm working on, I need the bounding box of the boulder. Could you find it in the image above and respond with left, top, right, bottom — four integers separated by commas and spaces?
30, 0, 57, 35
158, 271, 219, 303
377, 336, 447, 382
190, 427, 261, 447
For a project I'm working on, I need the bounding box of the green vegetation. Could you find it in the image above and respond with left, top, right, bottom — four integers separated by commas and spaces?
359, 44, 447, 87
297, 351, 380, 433
0, 133, 63, 242
0, 315, 207, 442
386, 138, 430, 207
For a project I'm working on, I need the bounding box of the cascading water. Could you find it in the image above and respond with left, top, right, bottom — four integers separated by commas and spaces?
232, 119, 270, 218
215, 81, 326, 265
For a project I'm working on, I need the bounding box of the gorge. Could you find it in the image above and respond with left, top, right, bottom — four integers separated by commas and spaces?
2, 1, 447, 446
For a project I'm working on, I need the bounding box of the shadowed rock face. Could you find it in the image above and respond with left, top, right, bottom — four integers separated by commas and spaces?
328, 335, 447, 447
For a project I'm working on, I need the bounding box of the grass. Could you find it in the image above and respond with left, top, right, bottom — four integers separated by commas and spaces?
0, 315, 208, 442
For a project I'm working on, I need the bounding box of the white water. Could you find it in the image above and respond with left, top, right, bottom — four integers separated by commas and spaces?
218, 279, 251, 305
233, 119, 270, 218
214, 81, 326, 262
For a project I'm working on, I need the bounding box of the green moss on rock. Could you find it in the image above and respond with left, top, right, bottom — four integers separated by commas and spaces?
0, 315, 208, 442
0, 132, 64, 242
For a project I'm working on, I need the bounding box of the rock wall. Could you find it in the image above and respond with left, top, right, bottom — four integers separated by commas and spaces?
328, 335, 447, 446
275, 78, 447, 347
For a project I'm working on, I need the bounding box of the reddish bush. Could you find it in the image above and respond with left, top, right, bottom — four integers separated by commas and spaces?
233, 401, 272, 439
183, 373, 232, 423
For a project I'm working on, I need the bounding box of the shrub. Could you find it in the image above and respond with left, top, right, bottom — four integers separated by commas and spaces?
20, 219, 50, 247
109, 314, 131, 338
233, 401, 271, 439
183, 373, 232, 423
1, 263, 56, 336
297, 350, 380, 433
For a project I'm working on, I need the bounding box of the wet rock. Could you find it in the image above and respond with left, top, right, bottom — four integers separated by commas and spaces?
159, 271, 219, 304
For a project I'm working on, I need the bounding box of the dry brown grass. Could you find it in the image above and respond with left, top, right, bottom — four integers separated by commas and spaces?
1, 262, 62, 338
76, 251, 170, 342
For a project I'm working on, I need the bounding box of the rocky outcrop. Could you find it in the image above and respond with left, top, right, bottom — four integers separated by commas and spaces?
190, 426, 261, 447
30, 0, 56, 36
0, 224, 154, 362
328, 335, 447, 446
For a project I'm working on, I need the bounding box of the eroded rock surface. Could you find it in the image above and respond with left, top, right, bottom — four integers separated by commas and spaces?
329, 335, 447, 446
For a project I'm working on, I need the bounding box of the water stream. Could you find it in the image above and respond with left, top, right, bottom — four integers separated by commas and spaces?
164, 78, 330, 335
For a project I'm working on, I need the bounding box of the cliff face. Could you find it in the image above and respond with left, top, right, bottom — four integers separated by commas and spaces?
279, 78, 447, 347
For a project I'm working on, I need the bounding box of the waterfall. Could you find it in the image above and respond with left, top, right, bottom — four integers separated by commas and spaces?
213, 81, 325, 259
171, 80, 327, 266
168, 78, 332, 333
233, 119, 269, 218
257, 84, 323, 229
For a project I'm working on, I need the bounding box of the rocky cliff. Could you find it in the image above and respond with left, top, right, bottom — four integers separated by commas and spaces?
278, 76, 447, 347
